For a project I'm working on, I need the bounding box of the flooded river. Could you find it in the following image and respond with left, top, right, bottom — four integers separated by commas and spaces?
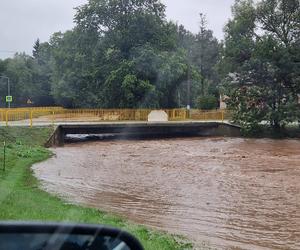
33, 138, 300, 250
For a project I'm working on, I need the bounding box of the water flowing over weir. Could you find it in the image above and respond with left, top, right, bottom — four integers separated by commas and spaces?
45, 122, 241, 147
33, 136, 300, 250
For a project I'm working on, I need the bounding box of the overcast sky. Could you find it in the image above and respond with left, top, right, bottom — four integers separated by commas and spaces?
0, 0, 235, 59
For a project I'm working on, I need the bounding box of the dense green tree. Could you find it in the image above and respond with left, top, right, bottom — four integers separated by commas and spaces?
193, 14, 221, 93
49, 30, 101, 107
1, 0, 226, 110
32, 39, 55, 106
101, 59, 156, 108
221, 0, 300, 131
74, 0, 176, 55
0, 59, 8, 106
0, 45, 54, 107
49, 0, 196, 108
32, 39, 40, 59
1, 54, 40, 106
196, 95, 219, 110
176, 15, 221, 107
2, 0, 299, 123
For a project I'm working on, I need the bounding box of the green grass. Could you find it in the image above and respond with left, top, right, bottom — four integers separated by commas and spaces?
0, 127, 192, 250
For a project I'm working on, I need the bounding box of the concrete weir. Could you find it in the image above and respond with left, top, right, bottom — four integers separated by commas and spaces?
45, 122, 241, 147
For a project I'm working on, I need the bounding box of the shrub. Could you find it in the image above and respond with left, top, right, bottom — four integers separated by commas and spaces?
196, 95, 218, 110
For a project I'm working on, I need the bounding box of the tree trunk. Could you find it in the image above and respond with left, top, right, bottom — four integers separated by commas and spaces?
272, 119, 282, 134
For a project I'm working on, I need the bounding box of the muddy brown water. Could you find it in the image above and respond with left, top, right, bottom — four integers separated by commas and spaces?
33, 138, 300, 250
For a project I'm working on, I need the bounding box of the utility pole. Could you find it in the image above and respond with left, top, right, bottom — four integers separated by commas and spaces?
185, 47, 192, 121
199, 13, 207, 96
187, 47, 191, 111
0, 76, 11, 108
187, 63, 191, 110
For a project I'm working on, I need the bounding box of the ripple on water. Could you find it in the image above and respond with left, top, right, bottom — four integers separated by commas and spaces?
33, 137, 300, 250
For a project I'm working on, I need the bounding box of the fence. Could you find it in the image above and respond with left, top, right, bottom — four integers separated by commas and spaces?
0, 107, 229, 127
190, 109, 232, 121
0, 106, 63, 112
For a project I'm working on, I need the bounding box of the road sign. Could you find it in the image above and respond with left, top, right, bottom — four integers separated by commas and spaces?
6, 96, 12, 103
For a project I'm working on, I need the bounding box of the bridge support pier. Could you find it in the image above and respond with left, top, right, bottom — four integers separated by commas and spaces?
45, 126, 65, 147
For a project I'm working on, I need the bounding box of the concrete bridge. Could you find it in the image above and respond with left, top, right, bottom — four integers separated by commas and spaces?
46, 121, 241, 147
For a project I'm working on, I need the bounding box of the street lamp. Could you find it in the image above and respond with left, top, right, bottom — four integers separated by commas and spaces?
0, 76, 11, 108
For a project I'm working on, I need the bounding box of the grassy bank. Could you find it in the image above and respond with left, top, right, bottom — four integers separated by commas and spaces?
0, 127, 191, 250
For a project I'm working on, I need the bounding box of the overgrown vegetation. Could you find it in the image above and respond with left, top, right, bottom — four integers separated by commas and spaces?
0, 127, 192, 250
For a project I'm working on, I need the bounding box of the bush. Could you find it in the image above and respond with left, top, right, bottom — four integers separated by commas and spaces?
196, 95, 218, 110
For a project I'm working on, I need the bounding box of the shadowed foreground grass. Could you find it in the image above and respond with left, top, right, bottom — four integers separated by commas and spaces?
0, 127, 192, 250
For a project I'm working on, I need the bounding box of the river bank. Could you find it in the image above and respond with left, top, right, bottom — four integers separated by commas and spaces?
0, 127, 192, 250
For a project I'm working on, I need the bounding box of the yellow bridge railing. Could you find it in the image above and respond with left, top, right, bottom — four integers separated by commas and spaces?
0, 107, 229, 127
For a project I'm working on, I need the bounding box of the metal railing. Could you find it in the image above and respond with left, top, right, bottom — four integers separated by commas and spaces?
0, 107, 229, 127
189, 109, 231, 121
0, 106, 63, 112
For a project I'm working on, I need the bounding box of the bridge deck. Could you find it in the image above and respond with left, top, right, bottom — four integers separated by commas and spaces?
46, 121, 241, 147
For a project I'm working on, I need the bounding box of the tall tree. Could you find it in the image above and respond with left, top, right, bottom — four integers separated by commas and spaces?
74, 0, 175, 56
221, 0, 300, 132
50, 0, 193, 108
177, 14, 221, 108
32, 39, 40, 59
193, 14, 220, 95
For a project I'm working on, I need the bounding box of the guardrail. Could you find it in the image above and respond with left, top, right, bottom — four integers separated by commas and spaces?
190, 109, 232, 121
0, 106, 63, 112
0, 108, 229, 127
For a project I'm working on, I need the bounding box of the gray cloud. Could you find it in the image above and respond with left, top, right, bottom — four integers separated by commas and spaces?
0, 0, 235, 59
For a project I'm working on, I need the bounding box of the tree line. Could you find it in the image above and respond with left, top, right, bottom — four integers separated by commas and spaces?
0, 0, 220, 109
0, 0, 299, 131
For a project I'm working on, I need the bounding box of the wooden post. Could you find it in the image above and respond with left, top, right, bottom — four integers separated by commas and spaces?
30, 111, 33, 128
5, 111, 8, 127
3, 141, 6, 171
52, 111, 55, 127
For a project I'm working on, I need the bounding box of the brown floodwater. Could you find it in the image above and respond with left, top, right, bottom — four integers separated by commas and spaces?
33, 138, 300, 250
